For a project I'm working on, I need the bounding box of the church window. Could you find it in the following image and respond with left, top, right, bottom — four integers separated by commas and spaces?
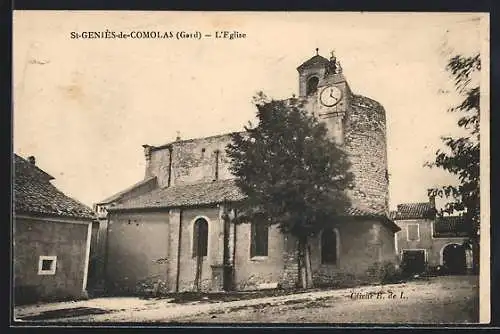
213, 150, 220, 181
321, 228, 339, 265
250, 222, 269, 257
306, 76, 319, 96
193, 218, 208, 257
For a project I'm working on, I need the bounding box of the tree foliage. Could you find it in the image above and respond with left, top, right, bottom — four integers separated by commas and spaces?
226, 93, 353, 238
426, 53, 481, 243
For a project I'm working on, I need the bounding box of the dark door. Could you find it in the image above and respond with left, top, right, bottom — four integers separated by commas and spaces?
443, 244, 466, 274
402, 250, 426, 275
193, 218, 208, 291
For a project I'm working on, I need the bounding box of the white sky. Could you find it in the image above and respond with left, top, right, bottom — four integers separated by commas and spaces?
12, 11, 487, 210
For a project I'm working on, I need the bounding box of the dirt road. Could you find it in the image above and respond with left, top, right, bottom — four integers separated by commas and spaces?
14, 275, 479, 324
169, 275, 479, 324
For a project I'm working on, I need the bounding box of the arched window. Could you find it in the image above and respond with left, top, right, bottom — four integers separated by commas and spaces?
306, 76, 319, 96
321, 228, 339, 265
193, 218, 208, 257
250, 222, 269, 257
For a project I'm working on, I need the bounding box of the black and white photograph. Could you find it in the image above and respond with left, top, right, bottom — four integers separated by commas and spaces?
11, 11, 490, 325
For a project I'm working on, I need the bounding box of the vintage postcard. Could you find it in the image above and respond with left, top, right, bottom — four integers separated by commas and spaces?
12, 11, 490, 325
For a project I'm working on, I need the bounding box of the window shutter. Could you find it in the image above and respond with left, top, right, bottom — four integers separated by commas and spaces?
407, 224, 419, 241
193, 219, 209, 257
259, 223, 269, 256
250, 222, 257, 257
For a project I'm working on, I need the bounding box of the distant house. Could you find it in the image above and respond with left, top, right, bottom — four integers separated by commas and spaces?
390, 196, 473, 275
13, 154, 97, 305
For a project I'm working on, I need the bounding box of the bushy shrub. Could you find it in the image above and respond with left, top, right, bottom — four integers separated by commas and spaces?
421, 265, 442, 277
379, 261, 404, 284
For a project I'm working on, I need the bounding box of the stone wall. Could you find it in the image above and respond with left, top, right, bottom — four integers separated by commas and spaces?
105, 211, 170, 295
146, 133, 236, 188
176, 206, 223, 292
308, 220, 396, 287
14, 218, 90, 305
232, 223, 285, 290
395, 219, 469, 267
344, 95, 389, 214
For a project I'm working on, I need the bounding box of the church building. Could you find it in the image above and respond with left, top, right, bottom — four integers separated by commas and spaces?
95, 50, 400, 295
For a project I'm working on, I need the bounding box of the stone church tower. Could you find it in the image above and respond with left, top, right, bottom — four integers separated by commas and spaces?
296, 49, 389, 215
96, 50, 397, 295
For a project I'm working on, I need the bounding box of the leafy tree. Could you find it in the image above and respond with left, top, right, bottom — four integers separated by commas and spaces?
226, 93, 353, 288
426, 53, 481, 273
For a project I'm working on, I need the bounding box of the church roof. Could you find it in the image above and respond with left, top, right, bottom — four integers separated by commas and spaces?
297, 55, 330, 71
109, 179, 245, 210
96, 176, 157, 205
14, 154, 95, 219
108, 178, 400, 231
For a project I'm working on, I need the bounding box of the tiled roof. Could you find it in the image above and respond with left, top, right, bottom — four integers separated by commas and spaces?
96, 176, 157, 205
392, 202, 436, 220
14, 154, 95, 219
297, 55, 330, 71
109, 179, 400, 231
109, 179, 246, 210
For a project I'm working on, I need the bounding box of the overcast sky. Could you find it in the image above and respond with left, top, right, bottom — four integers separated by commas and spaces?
13, 11, 488, 210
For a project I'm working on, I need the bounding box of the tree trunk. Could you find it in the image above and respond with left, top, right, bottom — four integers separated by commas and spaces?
305, 241, 313, 288
298, 242, 306, 289
297, 236, 313, 289
472, 237, 480, 275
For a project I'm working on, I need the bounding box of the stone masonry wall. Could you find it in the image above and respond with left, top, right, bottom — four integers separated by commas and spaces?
344, 95, 389, 214
146, 133, 236, 188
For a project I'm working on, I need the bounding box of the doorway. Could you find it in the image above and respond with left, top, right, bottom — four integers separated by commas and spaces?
401, 250, 426, 275
442, 243, 466, 275
193, 218, 208, 291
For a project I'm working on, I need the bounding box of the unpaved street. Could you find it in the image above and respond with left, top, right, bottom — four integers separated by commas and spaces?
14, 276, 479, 324
168, 275, 479, 324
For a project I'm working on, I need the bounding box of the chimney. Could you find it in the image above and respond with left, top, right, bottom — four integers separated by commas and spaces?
142, 145, 152, 179
27, 156, 36, 165
428, 191, 436, 209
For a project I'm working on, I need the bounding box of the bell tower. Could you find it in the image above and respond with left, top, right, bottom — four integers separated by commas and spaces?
297, 49, 352, 145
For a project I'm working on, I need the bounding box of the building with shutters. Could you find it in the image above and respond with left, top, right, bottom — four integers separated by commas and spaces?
390, 195, 473, 275
95, 50, 400, 294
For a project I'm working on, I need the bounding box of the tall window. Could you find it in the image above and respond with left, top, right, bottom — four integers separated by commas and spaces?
250, 222, 269, 257
193, 218, 208, 257
306, 76, 319, 96
407, 224, 420, 241
321, 229, 338, 265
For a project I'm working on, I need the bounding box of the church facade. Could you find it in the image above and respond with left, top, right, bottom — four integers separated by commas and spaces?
95, 51, 400, 295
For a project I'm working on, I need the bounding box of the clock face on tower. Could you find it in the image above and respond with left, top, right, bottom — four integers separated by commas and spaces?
319, 86, 342, 107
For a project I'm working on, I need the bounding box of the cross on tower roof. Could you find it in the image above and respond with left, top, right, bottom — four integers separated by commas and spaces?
315, 48, 319, 55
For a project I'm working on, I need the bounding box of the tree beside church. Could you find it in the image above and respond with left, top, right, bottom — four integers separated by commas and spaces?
94, 50, 400, 294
